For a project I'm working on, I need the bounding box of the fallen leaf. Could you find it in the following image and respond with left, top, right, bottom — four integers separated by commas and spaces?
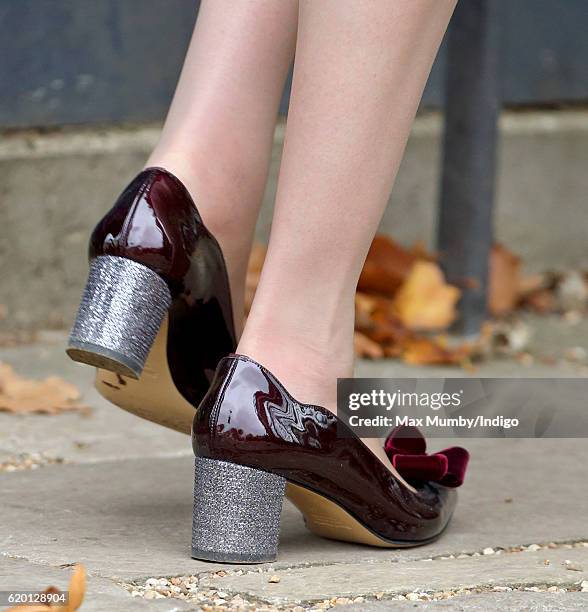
358, 235, 418, 296
358, 296, 412, 347
354, 332, 384, 359
355, 291, 471, 365
355, 293, 378, 331
245, 243, 267, 314
518, 272, 561, 314
382, 343, 405, 359
0, 330, 39, 348
247, 236, 572, 370
488, 244, 521, 316
392, 261, 460, 330
401, 336, 471, 366
67, 565, 86, 611
523, 288, 557, 314
0, 363, 88, 415
6, 564, 85, 611
409, 241, 436, 262
247, 242, 266, 276
518, 274, 547, 297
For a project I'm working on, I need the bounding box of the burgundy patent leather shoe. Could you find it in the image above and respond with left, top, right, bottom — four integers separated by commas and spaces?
67, 167, 236, 433
191, 355, 468, 563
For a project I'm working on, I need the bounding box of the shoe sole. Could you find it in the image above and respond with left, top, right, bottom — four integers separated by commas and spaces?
95, 316, 195, 435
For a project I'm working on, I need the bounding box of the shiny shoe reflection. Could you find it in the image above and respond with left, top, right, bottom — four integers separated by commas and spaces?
67, 167, 237, 433
191, 355, 469, 563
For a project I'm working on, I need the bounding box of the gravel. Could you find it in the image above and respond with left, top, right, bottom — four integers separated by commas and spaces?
121, 543, 588, 611
0, 452, 65, 472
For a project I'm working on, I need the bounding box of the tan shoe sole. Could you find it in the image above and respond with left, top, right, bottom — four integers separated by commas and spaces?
96, 316, 194, 435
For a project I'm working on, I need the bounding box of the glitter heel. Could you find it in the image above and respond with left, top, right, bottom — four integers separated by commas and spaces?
191, 456, 285, 564
67, 255, 172, 379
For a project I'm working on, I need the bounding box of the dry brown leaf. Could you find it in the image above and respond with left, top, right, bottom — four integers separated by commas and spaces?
0, 363, 88, 415
401, 336, 471, 366
382, 343, 404, 359
0, 330, 39, 348
248, 234, 557, 370
488, 243, 521, 316
523, 288, 557, 313
358, 235, 418, 296
392, 261, 460, 330
369, 312, 412, 347
355, 292, 468, 366
357, 295, 412, 346
354, 293, 380, 331
517, 272, 559, 314
409, 241, 436, 262
245, 243, 267, 314
67, 564, 86, 611
354, 332, 384, 359
518, 273, 547, 297
6, 564, 85, 611
248, 242, 267, 276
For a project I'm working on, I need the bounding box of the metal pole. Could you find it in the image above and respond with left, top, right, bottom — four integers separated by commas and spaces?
437, 0, 502, 336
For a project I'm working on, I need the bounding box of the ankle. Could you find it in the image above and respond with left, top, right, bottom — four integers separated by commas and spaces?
146, 147, 264, 332
238, 313, 354, 414
146, 146, 258, 241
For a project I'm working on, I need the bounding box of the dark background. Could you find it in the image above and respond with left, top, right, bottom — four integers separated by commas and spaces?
2, 0, 587, 129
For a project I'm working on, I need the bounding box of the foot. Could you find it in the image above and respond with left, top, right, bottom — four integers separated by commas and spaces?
237, 316, 411, 487
192, 354, 458, 561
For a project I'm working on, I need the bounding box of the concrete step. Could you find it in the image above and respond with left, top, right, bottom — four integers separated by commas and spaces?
1, 110, 587, 331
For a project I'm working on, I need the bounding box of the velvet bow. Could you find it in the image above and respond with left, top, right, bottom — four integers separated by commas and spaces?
384, 425, 469, 488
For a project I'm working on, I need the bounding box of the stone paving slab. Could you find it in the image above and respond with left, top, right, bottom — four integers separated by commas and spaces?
1, 438, 586, 582
0, 386, 189, 465
338, 592, 588, 611
0, 333, 189, 465
1, 331, 587, 610
206, 547, 587, 604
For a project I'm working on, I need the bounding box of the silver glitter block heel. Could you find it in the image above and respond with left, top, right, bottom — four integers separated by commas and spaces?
67, 255, 172, 379
192, 457, 286, 564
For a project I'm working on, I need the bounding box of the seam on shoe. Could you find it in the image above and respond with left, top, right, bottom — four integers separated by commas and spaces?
209, 358, 239, 438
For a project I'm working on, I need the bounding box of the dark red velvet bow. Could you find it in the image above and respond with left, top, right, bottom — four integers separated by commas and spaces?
384, 425, 469, 488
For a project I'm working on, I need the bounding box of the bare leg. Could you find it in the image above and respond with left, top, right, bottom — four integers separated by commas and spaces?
148, 0, 298, 327
239, 0, 457, 470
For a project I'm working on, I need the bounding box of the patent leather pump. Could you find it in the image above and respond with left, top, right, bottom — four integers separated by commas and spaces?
191, 355, 468, 563
67, 167, 236, 433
